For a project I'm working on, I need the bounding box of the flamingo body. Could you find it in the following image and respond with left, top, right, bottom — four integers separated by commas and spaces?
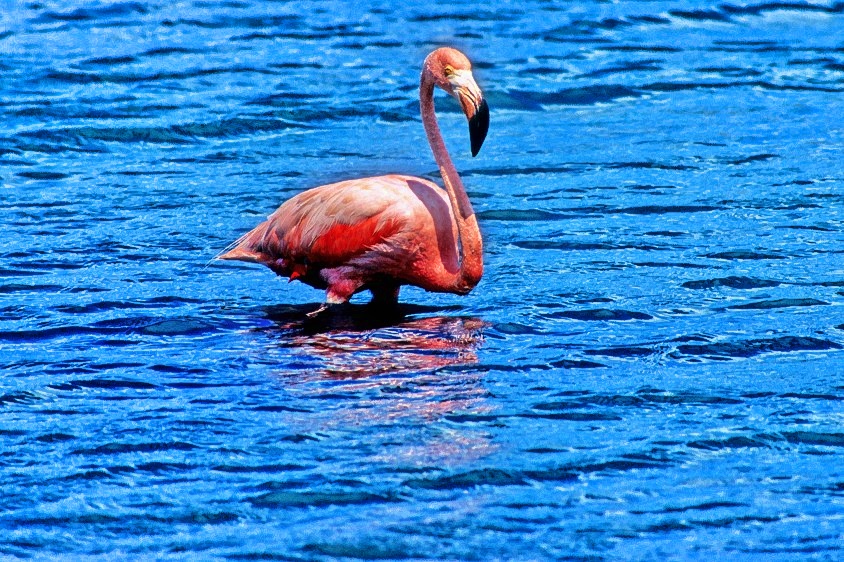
221, 174, 460, 304
219, 48, 489, 313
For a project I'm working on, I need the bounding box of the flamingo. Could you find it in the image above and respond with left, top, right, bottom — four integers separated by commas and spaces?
218, 47, 489, 316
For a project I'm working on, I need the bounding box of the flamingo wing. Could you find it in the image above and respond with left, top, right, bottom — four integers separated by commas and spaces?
219, 177, 414, 275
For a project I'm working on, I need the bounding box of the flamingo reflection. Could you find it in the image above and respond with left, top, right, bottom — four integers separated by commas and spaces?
260, 304, 485, 380
252, 305, 498, 465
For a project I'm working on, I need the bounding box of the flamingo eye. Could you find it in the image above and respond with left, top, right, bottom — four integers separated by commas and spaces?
444, 65, 455, 78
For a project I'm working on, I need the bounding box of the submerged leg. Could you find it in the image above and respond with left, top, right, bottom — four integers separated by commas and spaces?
369, 281, 401, 308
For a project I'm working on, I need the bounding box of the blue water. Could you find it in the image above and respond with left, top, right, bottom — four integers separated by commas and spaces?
2, 1, 844, 559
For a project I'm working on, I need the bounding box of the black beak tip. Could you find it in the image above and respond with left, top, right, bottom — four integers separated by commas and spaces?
469, 98, 490, 157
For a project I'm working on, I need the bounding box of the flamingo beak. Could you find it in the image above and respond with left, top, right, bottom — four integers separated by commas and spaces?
453, 72, 489, 157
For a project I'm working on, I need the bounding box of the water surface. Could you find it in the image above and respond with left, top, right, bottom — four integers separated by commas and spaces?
2, 1, 844, 559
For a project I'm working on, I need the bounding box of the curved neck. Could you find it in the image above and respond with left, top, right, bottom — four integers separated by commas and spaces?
420, 69, 483, 292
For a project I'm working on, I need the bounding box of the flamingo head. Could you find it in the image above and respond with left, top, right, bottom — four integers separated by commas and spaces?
425, 47, 490, 157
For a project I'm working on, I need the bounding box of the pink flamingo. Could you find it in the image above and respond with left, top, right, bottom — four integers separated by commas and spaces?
218, 47, 489, 316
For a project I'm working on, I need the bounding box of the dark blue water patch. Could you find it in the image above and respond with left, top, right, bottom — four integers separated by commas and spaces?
139, 46, 205, 58
612, 204, 718, 214
72, 441, 198, 456
405, 468, 528, 490
682, 276, 782, 290
161, 14, 303, 30
573, 458, 669, 475
133, 461, 199, 474
669, 9, 732, 22
17, 117, 307, 148
79, 55, 138, 67
35, 433, 76, 443
523, 66, 568, 75
644, 80, 844, 94
627, 184, 678, 191
537, 16, 636, 38
0, 316, 219, 342
14, 170, 71, 181
727, 298, 828, 310
634, 261, 713, 269
54, 296, 200, 314
230, 23, 379, 42
508, 85, 643, 106
676, 336, 841, 359
0, 391, 42, 406
493, 322, 545, 335
720, 2, 844, 17
9, 509, 239, 530
552, 391, 637, 404
477, 209, 572, 221
120, 317, 220, 336
688, 436, 770, 450
11, 102, 192, 121
408, 10, 521, 22
534, 391, 741, 410
0, 283, 63, 293
549, 359, 608, 369
148, 364, 211, 375
444, 414, 503, 424
780, 392, 844, 401
336, 40, 404, 50
246, 92, 330, 107
520, 411, 622, 421
251, 405, 312, 413
654, 501, 748, 514
212, 464, 310, 474
464, 166, 578, 177
49, 379, 158, 391
583, 60, 663, 79
43, 66, 277, 85
513, 240, 663, 251
583, 346, 655, 358
32, 2, 148, 24
249, 489, 399, 508
549, 309, 653, 321
280, 434, 320, 443
726, 153, 779, 165
635, 391, 742, 406
7, 139, 108, 155
696, 66, 764, 78
642, 231, 685, 239
62, 469, 113, 482
33, 408, 90, 416
705, 250, 785, 260
0, 429, 28, 437
607, 161, 699, 172
781, 431, 844, 447
598, 44, 682, 54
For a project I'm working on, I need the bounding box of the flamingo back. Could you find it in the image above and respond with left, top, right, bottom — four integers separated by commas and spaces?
218, 175, 454, 284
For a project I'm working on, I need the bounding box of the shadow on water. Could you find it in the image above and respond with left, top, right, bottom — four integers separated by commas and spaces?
255, 303, 487, 379
260, 302, 464, 334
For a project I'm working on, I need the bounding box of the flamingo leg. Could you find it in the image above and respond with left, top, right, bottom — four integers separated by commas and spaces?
369, 281, 401, 308
304, 267, 364, 317
305, 302, 332, 318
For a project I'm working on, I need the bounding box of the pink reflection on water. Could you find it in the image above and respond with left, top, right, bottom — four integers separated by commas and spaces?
258, 308, 496, 465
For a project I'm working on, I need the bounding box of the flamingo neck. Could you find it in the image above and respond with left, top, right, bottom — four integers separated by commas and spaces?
420, 70, 483, 293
